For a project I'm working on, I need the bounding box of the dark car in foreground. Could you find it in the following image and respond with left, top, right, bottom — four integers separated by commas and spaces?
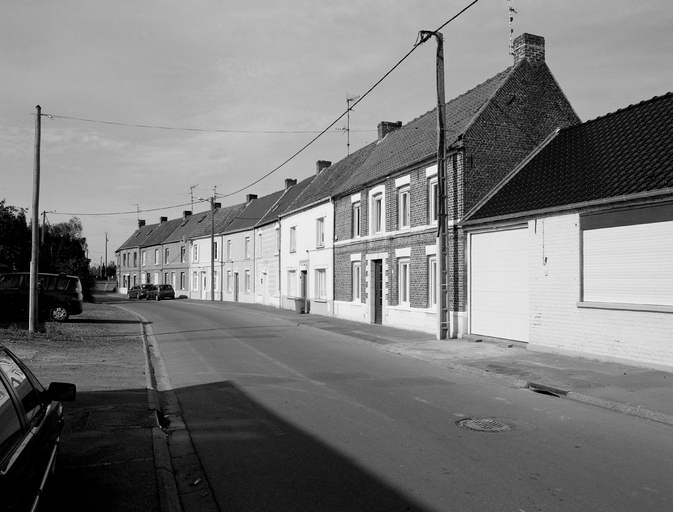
127, 284, 155, 299
146, 284, 175, 301
0, 344, 76, 511
0, 272, 84, 322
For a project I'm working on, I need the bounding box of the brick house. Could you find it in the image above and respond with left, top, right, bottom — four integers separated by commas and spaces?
460, 93, 673, 370
116, 219, 159, 293
331, 33, 580, 336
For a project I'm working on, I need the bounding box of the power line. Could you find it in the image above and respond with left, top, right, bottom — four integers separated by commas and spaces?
45, 0, 480, 215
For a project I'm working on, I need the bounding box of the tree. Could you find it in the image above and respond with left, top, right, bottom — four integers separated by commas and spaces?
0, 200, 31, 272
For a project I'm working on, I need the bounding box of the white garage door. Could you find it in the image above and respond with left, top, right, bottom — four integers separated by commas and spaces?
470, 228, 529, 343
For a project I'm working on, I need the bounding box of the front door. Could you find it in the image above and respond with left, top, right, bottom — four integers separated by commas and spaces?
373, 260, 383, 324
234, 273, 239, 302
201, 272, 207, 300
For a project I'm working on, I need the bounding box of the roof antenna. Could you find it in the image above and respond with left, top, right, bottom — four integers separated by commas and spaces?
508, 0, 518, 55
190, 184, 198, 211
345, 93, 360, 155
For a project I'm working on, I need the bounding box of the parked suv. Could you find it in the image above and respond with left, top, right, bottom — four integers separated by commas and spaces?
127, 284, 155, 300
0, 272, 84, 322
0, 343, 76, 511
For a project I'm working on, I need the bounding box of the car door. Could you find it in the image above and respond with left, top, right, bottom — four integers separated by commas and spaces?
0, 348, 53, 512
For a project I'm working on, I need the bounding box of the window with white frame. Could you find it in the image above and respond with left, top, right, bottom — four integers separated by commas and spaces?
214, 241, 219, 261
290, 226, 297, 253
352, 261, 361, 301
398, 185, 410, 229
193, 245, 198, 262
398, 258, 410, 306
275, 227, 280, 254
192, 271, 198, 290
371, 192, 383, 234
315, 268, 326, 299
214, 271, 219, 292
316, 218, 325, 248
154, 249, 159, 265
244, 270, 251, 292
226, 240, 232, 260
180, 272, 185, 290
165, 248, 170, 264
288, 270, 297, 296
226, 271, 232, 292
428, 255, 437, 307
181, 247, 186, 263
428, 177, 439, 225
257, 233, 263, 257
352, 201, 361, 238
245, 237, 250, 259
141, 251, 146, 266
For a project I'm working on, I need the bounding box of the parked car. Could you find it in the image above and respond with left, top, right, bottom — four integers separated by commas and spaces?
0, 343, 76, 511
0, 272, 84, 322
127, 284, 155, 300
146, 284, 175, 301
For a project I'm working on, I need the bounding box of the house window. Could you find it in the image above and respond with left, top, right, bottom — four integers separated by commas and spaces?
245, 237, 251, 259
133, 252, 137, 267
316, 218, 325, 248
181, 247, 186, 263
398, 186, 410, 229
580, 206, 673, 308
165, 248, 170, 264
352, 202, 361, 238
214, 271, 219, 292
275, 227, 280, 254
428, 177, 438, 225
141, 251, 146, 266
428, 255, 437, 307
213, 241, 219, 261
226, 240, 232, 260
288, 270, 297, 297
244, 270, 251, 293
180, 272, 185, 290
371, 193, 383, 234
154, 249, 159, 265
123, 254, 127, 266
290, 226, 297, 253
226, 271, 232, 292
352, 261, 361, 301
192, 271, 198, 290
193, 245, 199, 262
398, 258, 410, 306
164, 272, 169, 284
257, 233, 263, 257
315, 269, 326, 299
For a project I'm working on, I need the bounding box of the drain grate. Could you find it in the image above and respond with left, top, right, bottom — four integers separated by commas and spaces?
455, 418, 517, 433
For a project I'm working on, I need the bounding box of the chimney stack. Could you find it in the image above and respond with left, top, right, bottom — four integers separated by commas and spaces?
213, 202, 221, 209
316, 160, 331, 175
513, 33, 545, 65
246, 194, 258, 203
285, 178, 297, 190
138, 220, 146, 228
160, 216, 168, 223
183, 210, 192, 219
378, 121, 402, 141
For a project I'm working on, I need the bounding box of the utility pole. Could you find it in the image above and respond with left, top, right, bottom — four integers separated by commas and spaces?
198, 194, 216, 301
420, 30, 449, 340
105, 232, 109, 279
29, 105, 41, 333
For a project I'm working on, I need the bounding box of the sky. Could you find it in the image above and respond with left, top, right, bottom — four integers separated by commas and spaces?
1, 0, 671, 266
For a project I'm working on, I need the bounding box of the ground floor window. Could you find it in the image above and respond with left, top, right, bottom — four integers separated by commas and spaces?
180, 272, 185, 290
227, 270, 232, 292
315, 268, 326, 300
428, 255, 437, 307
352, 262, 361, 301
288, 270, 297, 297
398, 258, 410, 306
192, 272, 198, 291
245, 270, 251, 293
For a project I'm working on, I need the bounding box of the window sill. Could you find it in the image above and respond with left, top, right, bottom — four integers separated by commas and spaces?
577, 301, 673, 314
313, 299, 327, 303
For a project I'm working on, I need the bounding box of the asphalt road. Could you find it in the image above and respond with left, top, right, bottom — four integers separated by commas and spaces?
124, 298, 673, 512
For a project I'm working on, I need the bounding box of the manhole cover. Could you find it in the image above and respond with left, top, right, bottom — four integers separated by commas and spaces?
455, 418, 516, 433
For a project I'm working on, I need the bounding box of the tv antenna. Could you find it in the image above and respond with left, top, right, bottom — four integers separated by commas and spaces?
508, 0, 517, 55
344, 93, 360, 155
189, 184, 198, 211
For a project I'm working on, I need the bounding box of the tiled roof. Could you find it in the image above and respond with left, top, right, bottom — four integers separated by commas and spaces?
116, 222, 160, 251
190, 203, 246, 239
223, 190, 285, 234
163, 212, 210, 244
464, 93, 673, 222
141, 218, 184, 247
257, 175, 316, 225
337, 68, 513, 194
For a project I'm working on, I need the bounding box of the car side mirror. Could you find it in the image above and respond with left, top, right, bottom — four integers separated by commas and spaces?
48, 382, 77, 402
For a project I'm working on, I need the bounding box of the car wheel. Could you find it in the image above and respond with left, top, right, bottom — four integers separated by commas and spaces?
127, 293, 132, 299
49, 305, 69, 322
155, 294, 160, 301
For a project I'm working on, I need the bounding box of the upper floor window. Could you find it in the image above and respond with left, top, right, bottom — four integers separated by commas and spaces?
275, 228, 280, 254
352, 201, 361, 238
133, 252, 138, 267
290, 226, 297, 253
398, 186, 410, 229
428, 177, 439, 225
226, 240, 232, 260
123, 254, 127, 266
257, 233, 263, 257
165, 248, 170, 264
154, 249, 159, 265
193, 245, 199, 262
244, 237, 251, 259
316, 217, 325, 248
371, 192, 383, 234
180, 246, 186, 263
141, 251, 146, 266
213, 241, 219, 261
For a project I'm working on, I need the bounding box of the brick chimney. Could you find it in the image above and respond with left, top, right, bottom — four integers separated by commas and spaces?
316, 160, 331, 175
183, 210, 192, 219
285, 178, 297, 190
513, 33, 545, 65
160, 216, 168, 223
378, 121, 402, 141
246, 194, 258, 203
213, 202, 221, 209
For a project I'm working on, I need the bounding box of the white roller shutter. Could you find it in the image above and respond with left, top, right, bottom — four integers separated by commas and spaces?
470, 228, 529, 342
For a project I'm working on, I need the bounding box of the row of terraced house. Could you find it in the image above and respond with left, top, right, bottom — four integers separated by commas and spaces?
116, 33, 673, 371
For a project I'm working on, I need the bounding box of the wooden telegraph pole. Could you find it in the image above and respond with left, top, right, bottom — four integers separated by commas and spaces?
29, 105, 42, 333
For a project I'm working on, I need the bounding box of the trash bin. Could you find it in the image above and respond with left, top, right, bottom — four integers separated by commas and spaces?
294, 298, 305, 314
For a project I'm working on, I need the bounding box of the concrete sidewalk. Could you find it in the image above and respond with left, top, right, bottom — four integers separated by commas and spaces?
224, 300, 673, 427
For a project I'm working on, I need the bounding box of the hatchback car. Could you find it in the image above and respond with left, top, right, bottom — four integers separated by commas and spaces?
127, 284, 155, 299
146, 284, 175, 301
0, 272, 84, 322
0, 344, 76, 511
